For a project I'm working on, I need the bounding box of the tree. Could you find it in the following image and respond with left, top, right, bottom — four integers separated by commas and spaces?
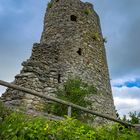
129, 111, 140, 124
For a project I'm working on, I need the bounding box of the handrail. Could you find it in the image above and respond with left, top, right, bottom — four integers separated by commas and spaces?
0, 80, 134, 127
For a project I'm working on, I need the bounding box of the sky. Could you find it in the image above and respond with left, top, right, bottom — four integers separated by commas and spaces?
0, 0, 140, 118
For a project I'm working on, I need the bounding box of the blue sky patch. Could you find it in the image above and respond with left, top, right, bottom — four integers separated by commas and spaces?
114, 78, 140, 88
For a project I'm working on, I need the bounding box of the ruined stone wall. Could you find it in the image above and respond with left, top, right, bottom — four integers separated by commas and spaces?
1, 0, 116, 123
41, 0, 111, 93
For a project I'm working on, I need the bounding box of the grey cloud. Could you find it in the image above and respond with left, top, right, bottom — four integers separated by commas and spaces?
3, 0, 140, 80
0, 0, 47, 86
0, 87, 6, 96
92, 0, 140, 79
113, 87, 140, 99
112, 86, 140, 115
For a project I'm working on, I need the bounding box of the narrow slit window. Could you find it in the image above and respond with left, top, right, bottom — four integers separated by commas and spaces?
71, 15, 77, 22
58, 74, 61, 83
77, 48, 82, 55
55, 57, 58, 61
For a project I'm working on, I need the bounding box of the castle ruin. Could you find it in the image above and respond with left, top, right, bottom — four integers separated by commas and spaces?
1, 0, 116, 124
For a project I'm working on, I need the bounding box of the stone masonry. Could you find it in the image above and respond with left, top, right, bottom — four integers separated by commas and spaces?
1, 0, 116, 124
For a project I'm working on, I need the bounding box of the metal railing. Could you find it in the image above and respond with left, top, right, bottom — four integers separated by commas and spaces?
0, 80, 135, 127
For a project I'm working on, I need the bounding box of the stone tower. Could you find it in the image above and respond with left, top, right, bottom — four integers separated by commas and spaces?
1, 0, 116, 123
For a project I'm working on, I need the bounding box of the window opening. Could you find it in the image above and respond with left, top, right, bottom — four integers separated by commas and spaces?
77, 48, 82, 55
71, 15, 77, 22
58, 74, 61, 83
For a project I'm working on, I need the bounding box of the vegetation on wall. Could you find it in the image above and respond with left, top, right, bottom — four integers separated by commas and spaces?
92, 32, 100, 41
0, 101, 12, 120
103, 37, 107, 43
44, 78, 97, 120
84, 9, 92, 15
48, 2, 53, 9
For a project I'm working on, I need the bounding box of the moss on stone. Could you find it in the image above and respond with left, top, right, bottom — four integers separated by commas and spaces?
48, 2, 53, 9
92, 32, 100, 41
84, 9, 92, 15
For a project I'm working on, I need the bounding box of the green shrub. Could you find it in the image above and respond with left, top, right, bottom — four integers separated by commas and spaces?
84, 9, 92, 15
95, 124, 140, 140
0, 112, 47, 140
0, 101, 12, 120
44, 78, 97, 120
0, 111, 140, 140
48, 2, 53, 9
103, 37, 107, 43
129, 111, 140, 124
92, 32, 100, 41
121, 111, 140, 124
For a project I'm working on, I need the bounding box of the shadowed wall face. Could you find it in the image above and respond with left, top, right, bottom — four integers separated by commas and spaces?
1, 0, 116, 124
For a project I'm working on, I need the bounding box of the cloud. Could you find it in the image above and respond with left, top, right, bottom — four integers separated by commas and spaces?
0, 0, 47, 96
114, 97, 140, 118
0, 86, 6, 96
114, 97, 139, 107
0, 1, 47, 76
113, 85, 140, 99
87, 0, 140, 79
113, 86, 140, 117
